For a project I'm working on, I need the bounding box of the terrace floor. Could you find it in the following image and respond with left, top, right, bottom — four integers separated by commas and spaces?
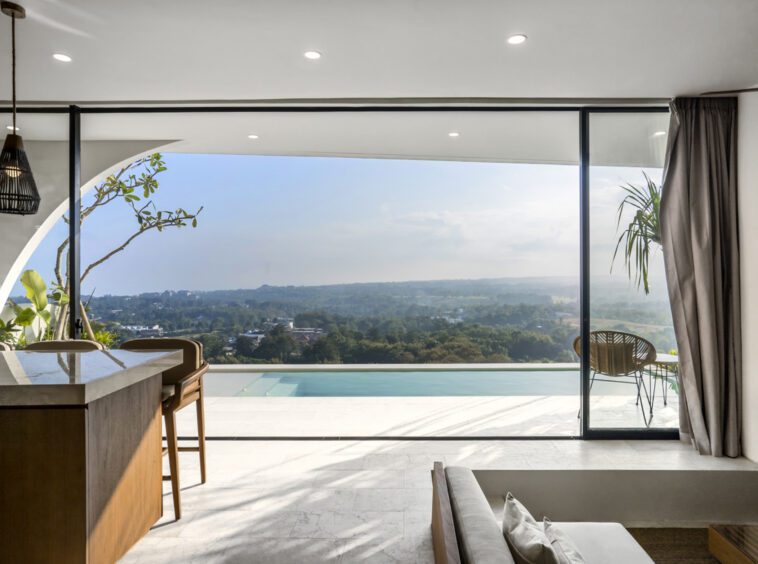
178, 394, 679, 438
119, 439, 757, 564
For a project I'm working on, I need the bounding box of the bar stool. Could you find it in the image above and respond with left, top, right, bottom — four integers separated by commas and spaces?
25, 339, 104, 351
0, 342, 13, 351
120, 337, 208, 520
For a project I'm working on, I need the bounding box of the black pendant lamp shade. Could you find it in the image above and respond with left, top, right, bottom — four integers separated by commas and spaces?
1, 1, 40, 215
0, 133, 39, 214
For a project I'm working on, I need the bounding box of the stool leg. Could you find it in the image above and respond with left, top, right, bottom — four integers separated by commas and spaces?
165, 410, 181, 520
196, 393, 207, 484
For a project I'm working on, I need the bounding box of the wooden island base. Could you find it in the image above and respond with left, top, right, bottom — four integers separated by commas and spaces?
0, 375, 162, 564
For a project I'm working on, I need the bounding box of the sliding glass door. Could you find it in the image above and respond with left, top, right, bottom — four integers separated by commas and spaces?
584, 109, 678, 436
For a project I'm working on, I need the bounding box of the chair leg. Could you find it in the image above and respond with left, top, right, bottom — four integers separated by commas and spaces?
651, 367, 658, 410
165, 410, 181, 520
577, 372, 597, 419
662, 369, 669, 406
196, 393, 207, 484
637, 371, 652, 427
639, 371, 652, 409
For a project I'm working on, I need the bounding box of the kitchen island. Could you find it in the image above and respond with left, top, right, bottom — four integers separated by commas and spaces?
0, 349, 183, 564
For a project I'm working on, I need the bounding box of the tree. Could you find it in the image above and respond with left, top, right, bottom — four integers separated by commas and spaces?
251, 325, 297, 362
195, 333, 224, 358
52, 153, 202, 338
235, 335, 259, 358
301, 336, 340, 363
506, 330, 560, 362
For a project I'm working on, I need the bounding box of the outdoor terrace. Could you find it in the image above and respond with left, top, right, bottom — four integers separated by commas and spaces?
182, 363, 680, 438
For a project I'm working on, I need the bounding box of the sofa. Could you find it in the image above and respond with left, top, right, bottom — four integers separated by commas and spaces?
431, 462, 654, 564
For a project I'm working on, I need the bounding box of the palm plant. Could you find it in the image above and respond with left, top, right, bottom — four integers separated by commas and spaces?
612, 172, 662, 294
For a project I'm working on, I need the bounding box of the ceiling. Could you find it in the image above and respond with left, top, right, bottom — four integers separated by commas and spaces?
0, 0, 756, 103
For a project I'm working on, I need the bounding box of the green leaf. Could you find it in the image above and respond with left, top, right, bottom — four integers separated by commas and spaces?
14, 307, 37, 326
20, 270, 48, 312
51, 285, 70, 306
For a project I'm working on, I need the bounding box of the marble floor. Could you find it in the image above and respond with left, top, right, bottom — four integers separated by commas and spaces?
119, 439, 756, 564
176, 393, 678, 438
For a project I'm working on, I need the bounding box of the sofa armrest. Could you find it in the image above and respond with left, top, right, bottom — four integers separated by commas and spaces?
432, 461, 461, 564
446, 467, 515, 564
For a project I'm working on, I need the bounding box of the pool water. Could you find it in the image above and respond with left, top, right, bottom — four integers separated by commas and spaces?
201, 370, 634, 397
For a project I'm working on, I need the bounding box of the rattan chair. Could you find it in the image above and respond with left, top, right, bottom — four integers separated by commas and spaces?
573, 330, 656, 425
120, 337, 208, 520
24, 339, 104, 352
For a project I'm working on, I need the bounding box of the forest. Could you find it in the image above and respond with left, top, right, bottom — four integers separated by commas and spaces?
84, 278, 676, 364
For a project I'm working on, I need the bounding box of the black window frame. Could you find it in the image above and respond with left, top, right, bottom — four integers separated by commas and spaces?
4, 103, 677, 440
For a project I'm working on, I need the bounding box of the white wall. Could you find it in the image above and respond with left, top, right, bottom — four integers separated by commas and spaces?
0, 140, 170, 305
740, 92, 758, 461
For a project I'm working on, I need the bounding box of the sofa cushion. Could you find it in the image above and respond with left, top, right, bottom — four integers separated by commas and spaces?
502, 493, 558, 564
552, 523, 653, 564
543, 519, 585, 564
446, 467, 515, 564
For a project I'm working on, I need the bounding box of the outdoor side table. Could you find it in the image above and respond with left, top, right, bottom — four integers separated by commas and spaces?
648, 353, 678, 416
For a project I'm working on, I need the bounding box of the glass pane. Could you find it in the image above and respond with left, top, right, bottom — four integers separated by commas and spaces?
1, 113, 70, 344
588, 111, 677, 430
23, 110, 581, 437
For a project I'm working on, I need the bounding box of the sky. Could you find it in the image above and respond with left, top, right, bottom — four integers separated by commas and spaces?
15, 153, 665, 297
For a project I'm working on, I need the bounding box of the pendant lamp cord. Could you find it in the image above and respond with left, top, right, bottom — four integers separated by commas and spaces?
11, 12, 16, 131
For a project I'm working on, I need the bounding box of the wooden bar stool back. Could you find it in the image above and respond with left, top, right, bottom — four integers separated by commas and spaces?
120, 337, 208, 520
25, 339, 104, 351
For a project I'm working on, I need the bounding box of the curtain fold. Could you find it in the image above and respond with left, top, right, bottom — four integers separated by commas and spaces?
660, 97, 741, 457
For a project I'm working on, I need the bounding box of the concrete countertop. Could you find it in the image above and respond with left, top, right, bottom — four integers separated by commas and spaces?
0, 349, 182, 406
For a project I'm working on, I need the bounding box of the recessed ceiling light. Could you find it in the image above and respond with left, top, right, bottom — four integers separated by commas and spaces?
247, 134, 259, 139
53, 53, 72, 62
6, 125, 19, 131
507, 34, 527, 45
448, 132, 460, 138
303, 50, 322, 60
652, 130, 667, 137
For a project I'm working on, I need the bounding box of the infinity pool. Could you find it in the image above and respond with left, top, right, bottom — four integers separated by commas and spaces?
200, 370, 625, 397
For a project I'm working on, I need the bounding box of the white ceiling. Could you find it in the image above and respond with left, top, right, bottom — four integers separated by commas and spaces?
1, 0, 757, 103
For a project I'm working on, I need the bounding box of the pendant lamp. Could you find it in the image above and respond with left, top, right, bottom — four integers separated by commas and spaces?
0, 1, 39, 215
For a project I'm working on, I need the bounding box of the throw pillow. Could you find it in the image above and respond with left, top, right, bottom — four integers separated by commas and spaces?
502, 492, 558, 564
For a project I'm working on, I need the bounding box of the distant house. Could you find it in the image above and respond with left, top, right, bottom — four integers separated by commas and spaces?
262, 318, 295, 331
122, 324, 164, 337
432, 315, 464, 324
290, 328, 325, 344
240, 331, 266, 345
239, 325, 325, 347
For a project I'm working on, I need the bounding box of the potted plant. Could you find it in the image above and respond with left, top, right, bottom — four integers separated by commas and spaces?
612, 172, 662, 295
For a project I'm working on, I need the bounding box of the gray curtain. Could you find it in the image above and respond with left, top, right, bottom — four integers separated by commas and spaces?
660, 97, 741, 457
